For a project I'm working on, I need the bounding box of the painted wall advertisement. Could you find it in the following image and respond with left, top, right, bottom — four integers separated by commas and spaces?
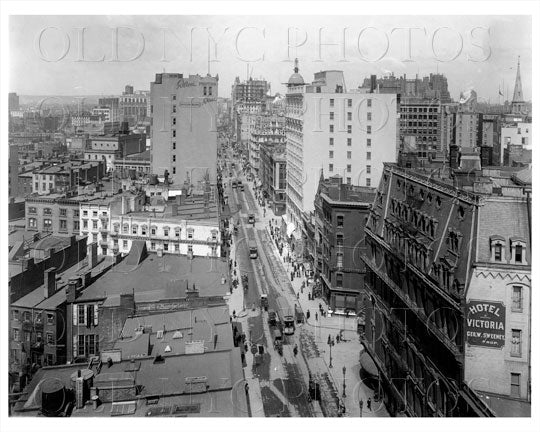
466, 300, 506, 348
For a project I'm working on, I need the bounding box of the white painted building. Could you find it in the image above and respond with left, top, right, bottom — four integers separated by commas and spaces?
284, 63, 398, 235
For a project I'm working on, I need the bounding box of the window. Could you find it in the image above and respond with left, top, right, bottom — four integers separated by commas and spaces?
337, 215, 344, 227
510, 373, 521, 398
336, 273, 344, 287
123, 224, 129, 234
209, 86, 212, 96
83, 210, 88, 217
512, 286, 523, 312
151, 227, 156, 235
172, 105, 176, 113
367, 125, 372, 134
494, 244, 503, 261
78, 335, 85, 356
151, 242, 156, 250
367, 165, 371, 174
43, 219, 52, 230
164, 243, 169, 251
164, 228, 169, 236
175, 228, 181, 237
58, 219, 67, 231
141, 226, 147, 235
92, 211, 98, 217
172, 130, 176, 137
93, 220, 98, 229
28, 206, 37, 214
367, 112, 372, 121
188, 244, 193, 253
28, 218, 37, 229
329, 125, 334, 133
329, 151, 334, 159
46, 333, 54, 344
174, 244, 179, 252
347, 151, 351, 159
173, 142, 176, 150
347, 177, 351, 185
12, 328, 20, 342
347, 164, 351, 173
173, 167, 176, 174
367, 99, 372, 107
172, 117, 176, 125
187, 229, 194, 240
330, 112, 334, 120
172, 155, 176, 162
347, 99, 352, 108
329, 164, 333, 172
367, 152, 371, 160
78, 305, 86, 325
511, 330, 522, 357
366, 178, 371, 187
132, 225, 137, 234
347, 125, 352, 134
121, 240, 127, 249
44, 207, 52, 215
329, 137, 334, 146
47, 313, 54, 325
330, 99, 334, 108
347, 138, 352, 146
367, 138, 371, 147
513, 243, 525, 264
347, 112, 352, 121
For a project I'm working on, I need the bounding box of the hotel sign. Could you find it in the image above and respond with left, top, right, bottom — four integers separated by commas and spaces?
466, 301, 506, 348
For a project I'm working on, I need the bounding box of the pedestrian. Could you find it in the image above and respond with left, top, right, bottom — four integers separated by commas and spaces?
293, 344, 298, 357
306, 310, 310, 320
367, 397, 372, 411
296, 292, 299, 300
245, 382, 249, 393
315, 312, 318, 321
233, 310, 236, 318
336, 334, 340, 343
359, 399, 363, 415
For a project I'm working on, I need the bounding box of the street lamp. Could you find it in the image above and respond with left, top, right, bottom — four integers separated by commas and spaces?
327, 335, 334, 368
342, 366, 347, 398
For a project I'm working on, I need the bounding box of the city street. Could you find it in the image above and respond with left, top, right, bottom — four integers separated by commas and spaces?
223, 148, 388, 417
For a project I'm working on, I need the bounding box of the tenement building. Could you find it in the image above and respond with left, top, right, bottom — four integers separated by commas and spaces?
361, 162, 531, 417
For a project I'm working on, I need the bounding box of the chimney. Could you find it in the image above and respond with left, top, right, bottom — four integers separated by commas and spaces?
44, 267, 57, 298
87, 242, 97, 269
119, 293, 135, 315
66, 282, 77, 303
82, 270, 92, 287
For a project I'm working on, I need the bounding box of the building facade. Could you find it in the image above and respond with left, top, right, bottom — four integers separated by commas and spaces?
313, 175, 375, 314
285, 62, 398, 239
260, 142, 287, 215
150, 73, 218, 186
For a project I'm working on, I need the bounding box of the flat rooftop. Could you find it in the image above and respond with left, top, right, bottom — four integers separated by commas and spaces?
75, 253, 229, 306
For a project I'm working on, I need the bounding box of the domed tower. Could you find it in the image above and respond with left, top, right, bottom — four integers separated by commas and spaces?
287, 58, 305, 88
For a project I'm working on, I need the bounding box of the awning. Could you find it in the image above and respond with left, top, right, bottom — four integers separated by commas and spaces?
359, 350, 379, 377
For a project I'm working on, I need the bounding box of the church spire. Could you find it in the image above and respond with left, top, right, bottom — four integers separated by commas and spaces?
512, 56, 523, 103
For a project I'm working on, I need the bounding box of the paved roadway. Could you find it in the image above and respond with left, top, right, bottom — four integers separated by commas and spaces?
224, 150, 317, 417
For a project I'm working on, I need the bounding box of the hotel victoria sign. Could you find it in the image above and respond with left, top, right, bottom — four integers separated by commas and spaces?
466, 300, 506, 349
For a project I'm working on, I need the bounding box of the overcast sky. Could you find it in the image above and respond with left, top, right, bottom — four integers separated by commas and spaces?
9, 15, 532, 103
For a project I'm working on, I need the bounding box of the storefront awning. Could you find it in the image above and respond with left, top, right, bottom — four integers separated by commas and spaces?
359, 350, 379, 377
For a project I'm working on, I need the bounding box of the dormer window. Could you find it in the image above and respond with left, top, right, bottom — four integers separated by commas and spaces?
490, 236, 505, 262
510, 238, 527, 265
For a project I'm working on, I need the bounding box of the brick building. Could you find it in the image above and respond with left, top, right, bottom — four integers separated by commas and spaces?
313, 175, 375, 314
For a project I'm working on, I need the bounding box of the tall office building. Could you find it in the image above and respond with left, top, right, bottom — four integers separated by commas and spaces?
9, 92, 20, 111
284, 60, 398, 239
150, 73, 218, 186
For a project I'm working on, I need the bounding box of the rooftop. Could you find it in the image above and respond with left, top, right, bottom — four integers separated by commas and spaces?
75, 250, 229, 306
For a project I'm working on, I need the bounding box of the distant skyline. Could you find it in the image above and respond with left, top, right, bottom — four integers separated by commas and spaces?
9, 15, 532, 104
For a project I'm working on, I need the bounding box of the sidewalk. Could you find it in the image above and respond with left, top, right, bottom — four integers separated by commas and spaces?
244, 171, 389, 418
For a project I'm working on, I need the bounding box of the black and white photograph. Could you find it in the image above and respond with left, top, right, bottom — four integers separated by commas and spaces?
1, 1, 538, 431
